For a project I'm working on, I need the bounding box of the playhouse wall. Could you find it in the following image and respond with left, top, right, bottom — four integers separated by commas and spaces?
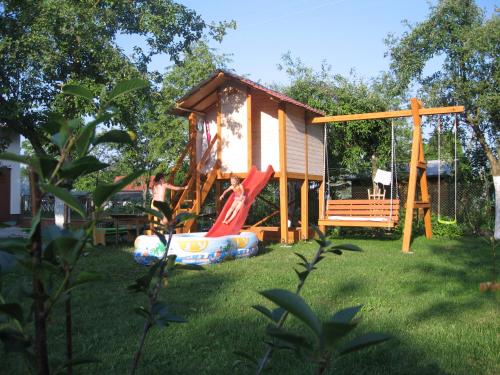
251, 90, 280, 172
285, 104, 306, 174
196, 105, 217, 174
307, 124, 324, 176
220, 83, 248, 173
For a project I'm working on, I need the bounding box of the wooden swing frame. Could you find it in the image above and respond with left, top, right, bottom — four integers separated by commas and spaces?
311, 98, 464, 253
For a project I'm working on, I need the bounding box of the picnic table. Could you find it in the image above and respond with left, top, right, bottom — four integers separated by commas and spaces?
109, 213, 148, 244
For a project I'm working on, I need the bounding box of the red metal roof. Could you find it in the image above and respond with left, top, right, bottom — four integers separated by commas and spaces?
113, 176, 153, 192
176, 69, 325, 116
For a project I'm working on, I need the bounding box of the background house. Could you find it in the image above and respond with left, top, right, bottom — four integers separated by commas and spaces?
0, 132, 21, 222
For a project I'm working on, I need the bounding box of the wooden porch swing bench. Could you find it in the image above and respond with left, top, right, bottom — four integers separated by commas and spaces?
318, 199, 400, 228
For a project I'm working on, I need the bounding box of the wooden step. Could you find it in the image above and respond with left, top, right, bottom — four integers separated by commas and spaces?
412, 201, 430, 209
417, 161, 427, 169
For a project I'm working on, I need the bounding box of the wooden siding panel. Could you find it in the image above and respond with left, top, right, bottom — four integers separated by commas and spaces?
285, 104, 306, 173
252, 90, 279, 172
308, 124, 324, 176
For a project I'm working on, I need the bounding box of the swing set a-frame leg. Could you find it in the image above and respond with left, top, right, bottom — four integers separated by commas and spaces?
402, 98, 432, 253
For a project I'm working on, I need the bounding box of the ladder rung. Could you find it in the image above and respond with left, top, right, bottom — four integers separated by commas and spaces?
417, 162, 427, 169
413, 201, 430, 208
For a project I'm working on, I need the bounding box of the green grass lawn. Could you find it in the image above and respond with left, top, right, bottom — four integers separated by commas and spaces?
2, 235, 499, 374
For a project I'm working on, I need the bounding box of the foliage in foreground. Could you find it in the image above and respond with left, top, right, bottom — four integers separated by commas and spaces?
0, 80, 148, 374
237, 229, 390, 374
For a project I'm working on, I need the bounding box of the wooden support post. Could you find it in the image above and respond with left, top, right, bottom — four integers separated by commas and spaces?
246, 88, 253, 172
189, 112, 198, 232
301, 180, 309, 240
189, 113, 197, 173
216, 91, 222, 178
278, 104, 288, 244
318, 179, 325, 234
418, 131, 432, 239
301, 113, 310, 240
215, 180, 222, 214
402, 98, 433, 252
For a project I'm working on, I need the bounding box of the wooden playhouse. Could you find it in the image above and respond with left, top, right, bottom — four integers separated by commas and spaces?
170, 70, 325, 243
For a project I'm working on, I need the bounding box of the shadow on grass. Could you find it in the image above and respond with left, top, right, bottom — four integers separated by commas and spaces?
397, 237, 498, 323
3, 238, 497, 375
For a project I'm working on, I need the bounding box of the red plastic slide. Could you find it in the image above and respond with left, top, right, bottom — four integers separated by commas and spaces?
206, 165, 274, 237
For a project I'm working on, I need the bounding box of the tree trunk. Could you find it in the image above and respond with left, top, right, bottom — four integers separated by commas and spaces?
29, 169, 50, 375
494, 175, 500, 240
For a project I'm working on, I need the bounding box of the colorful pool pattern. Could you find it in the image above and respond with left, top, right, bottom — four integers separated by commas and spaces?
133, 232, 259, 266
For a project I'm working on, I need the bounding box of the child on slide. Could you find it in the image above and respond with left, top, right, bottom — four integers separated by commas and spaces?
219, 176, 246, 224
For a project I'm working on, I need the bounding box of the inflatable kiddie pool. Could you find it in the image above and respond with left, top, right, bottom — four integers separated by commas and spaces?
133, 231, 259, 266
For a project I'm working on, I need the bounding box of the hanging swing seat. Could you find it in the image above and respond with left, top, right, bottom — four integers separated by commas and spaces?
318, 199, 400, 228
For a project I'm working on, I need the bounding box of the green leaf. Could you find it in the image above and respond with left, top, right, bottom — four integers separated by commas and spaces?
175, 212, 197, 226
43, 112, 66, 135
32, 155, 58, 179
62, 84, 95, 101
331, 305, 363, 324
45, 237, 79, 264
133, 306, 151, 320
315, 239, 330, 248
76, 113, 113, 157
107, 79, 149, 101
294, 252, 309, 265
330, 244, 362, 252
0, 238, 27, 252
294, 269, 309, 283
153, 200, 172, 221
93, 130, 134, 146
71, 271, 104, 289
260, 289, 322, 337
311, 224, 326, 241
0, 251, 17, 276
59, 156, 108, 179
271, 307, 286, 323
338, 333, 391, 356
252, 305, 273, 321
0, 152, 30, 165
40, 184, 86, 218
0, 303, 24, 324
0, 327, 31, 353
328, 249, 342, 255
322, 321, 358, 349
266, 326, 312, 351
135, 205, 163, 219
28, 211, 41, 239
93, 170, 145, 208
152, 301, 186, 326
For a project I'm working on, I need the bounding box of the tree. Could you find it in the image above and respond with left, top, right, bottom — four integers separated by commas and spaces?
277, 53, 404, 178
0, 0, 235, 155
386, 0, 500, 237
89, 41, 233, 204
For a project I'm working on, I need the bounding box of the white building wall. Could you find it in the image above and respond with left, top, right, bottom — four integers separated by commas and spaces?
197, 106, 218, 174
285, 104, 306, 174
220, 84, 248, 173
2, 134, 21, 215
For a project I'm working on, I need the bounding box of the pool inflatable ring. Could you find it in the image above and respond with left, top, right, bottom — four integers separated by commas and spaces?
133, 231, 259, 266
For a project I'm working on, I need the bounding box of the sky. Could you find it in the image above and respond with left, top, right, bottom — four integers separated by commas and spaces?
118, 0, 498, 87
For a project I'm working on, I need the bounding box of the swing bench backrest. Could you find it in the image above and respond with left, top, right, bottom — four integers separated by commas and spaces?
321, 199, 400, 228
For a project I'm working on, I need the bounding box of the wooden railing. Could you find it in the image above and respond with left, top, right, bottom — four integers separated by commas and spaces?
168, 137, 196, 203
173, 135, 219, 215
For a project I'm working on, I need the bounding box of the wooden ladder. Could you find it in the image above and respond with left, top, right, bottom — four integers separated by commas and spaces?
173, 135, 220, 232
